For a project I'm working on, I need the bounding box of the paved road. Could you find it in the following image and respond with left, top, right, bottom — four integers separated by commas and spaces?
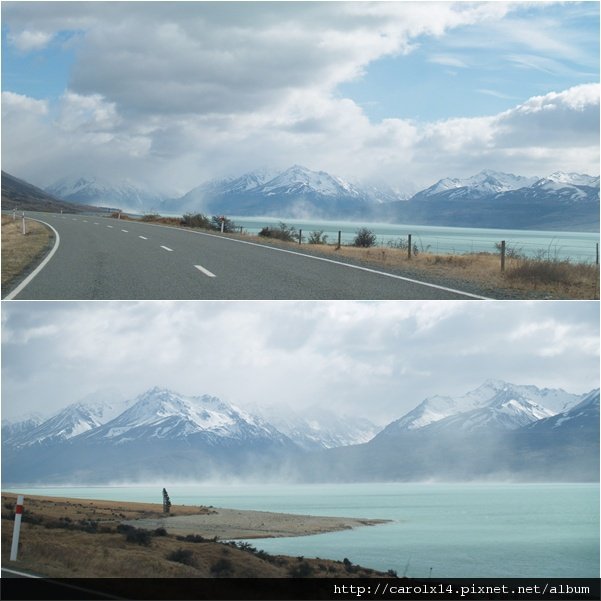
7, 212, 488, 300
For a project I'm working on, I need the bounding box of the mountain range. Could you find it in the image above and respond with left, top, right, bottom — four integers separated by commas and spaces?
2, 381, 598, 484
37, 165, 600, 231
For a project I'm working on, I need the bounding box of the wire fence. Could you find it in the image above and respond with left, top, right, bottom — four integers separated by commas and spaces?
239, 221, 599, 266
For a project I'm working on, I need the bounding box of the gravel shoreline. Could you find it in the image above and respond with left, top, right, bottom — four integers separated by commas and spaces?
125, 507, 389, 540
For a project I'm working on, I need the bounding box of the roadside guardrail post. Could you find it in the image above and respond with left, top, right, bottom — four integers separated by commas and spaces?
336, 230, 341, 250
500, 240, 506, 271
408, 234, 412, 259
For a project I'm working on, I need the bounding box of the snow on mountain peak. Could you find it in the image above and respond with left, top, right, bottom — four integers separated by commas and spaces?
381, 381, 583, 437
424, 171, 538, 197
545, 172, 599, 187
259, 165, 362, 198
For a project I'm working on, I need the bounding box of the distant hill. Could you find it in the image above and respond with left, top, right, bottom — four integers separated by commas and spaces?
1, 171, 115, 214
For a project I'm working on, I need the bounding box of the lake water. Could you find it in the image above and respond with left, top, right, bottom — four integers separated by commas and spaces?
229, 217, 599, 263
6, 482, 598, 579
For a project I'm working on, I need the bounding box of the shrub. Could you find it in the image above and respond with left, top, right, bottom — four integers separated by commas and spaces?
353, 228, 376, 248
210, 558, 233, 576
342, 557, 358, 573
181, 213, 211, 229
308, 230, 328, 244
141, 213, 160, 222
167, 548, 196, 567
258, 222, 298, 242
118, 524, 152, 546
153, 527, 168, 537
387, 237, 409, 250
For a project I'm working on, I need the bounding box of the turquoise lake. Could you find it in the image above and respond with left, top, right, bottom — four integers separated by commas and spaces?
7, 482, 598, 579
228, 217, 599, 263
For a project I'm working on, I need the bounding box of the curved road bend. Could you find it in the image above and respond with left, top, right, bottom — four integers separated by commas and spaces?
9, 212, 489, 300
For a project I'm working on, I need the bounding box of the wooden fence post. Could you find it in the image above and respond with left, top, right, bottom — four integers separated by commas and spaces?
500, 240, 506, 272
336, 230, 341, 250
408, 234, 412, 259
298, 229, 302, 244
596, 242, 599, 266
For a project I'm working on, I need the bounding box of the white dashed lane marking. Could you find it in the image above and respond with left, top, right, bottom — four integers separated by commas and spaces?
121, 229, 129, 233
160, 246, 173, 252
139, 236, 148, 240
194, 264, 216, 278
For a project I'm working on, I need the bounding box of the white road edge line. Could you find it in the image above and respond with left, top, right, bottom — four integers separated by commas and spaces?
139, 235, 148, 240
4, 218, 61, 300
160, 245, 173, 251
137, 221, 491, 299
194, 264, 216, 277
2, 567, 41, 578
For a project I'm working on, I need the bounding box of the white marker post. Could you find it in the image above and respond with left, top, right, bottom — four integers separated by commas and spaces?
10, 495, 24, 561
22, 213, 26, 235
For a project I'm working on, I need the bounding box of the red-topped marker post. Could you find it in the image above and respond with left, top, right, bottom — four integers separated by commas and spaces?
10, 495, 24, 561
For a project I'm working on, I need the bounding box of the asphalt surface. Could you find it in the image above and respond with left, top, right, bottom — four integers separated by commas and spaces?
7, 212, 489, 300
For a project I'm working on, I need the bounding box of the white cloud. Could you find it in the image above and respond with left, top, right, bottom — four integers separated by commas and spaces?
7, 29, 54, 52
58, 91, 121, 132
428, 54, 468, 68
2, 91, 48, 116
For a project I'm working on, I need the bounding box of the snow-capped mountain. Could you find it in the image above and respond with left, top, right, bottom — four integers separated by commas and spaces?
419, 170, 538, 198
541, 172, 599, 188
521, 389, 600, 436
311, 383, 599, 483
395, 169, 599, 231
252, 404, 381, 450
380, 380, 582, 435
259, 165, 363, 198
424, 389, 553, 434
81, 387, 291, 447
165, 165, 390, 219
46, 176, 170, 212
4, 389, 131, 449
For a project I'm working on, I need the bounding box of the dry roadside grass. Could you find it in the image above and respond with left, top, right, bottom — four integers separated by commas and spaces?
1, 493, 392, 578
214, 235, 599, 299
1, 214, 52, 296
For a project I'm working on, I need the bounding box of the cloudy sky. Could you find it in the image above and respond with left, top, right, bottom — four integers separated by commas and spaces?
2, 301, 598, 423
1, 1, 599, 195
